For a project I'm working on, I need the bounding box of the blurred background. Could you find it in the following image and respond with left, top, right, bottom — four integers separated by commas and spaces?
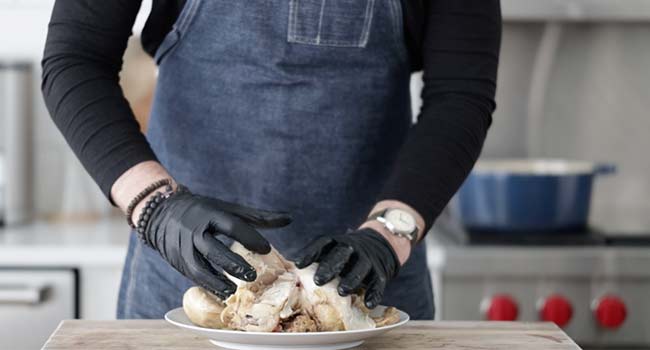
1, 1, 649, 349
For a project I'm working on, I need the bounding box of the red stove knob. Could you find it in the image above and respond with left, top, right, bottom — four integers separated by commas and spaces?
539, 294, 573, 327
594, 295, 627, 329
484, 294, 519, 321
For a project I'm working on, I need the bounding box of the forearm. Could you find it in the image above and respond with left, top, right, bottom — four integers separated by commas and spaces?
111, 161, 175, 223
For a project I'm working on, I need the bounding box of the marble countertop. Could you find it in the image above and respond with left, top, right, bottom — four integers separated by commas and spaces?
43, 320, 581, 350
0, 217, 129, 267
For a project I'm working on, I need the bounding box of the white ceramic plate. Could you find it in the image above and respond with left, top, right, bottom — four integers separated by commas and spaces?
165, 306, 409, 350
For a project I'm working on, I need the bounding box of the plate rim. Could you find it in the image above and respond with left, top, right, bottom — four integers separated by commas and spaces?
164, 306, 410, 336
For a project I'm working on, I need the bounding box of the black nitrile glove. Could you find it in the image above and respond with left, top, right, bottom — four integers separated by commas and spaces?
294, 228, 399, 309
142, 186, 291, 299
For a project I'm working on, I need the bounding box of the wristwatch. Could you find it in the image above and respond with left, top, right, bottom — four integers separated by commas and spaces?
368, 208, 420, 246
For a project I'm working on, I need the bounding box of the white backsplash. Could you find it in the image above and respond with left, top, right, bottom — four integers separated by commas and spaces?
487, 23, 650, 231
412, 22, 650, 231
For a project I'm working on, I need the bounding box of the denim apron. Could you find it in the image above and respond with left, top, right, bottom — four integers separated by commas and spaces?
118, 0, 434, 320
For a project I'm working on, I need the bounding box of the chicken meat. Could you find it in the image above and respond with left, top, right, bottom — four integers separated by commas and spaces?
182, 242, 399, 332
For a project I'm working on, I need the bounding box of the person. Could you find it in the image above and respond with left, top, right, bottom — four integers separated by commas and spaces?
41, 0, 501, 320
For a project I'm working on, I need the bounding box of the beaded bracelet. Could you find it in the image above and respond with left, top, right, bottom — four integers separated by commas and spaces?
136, 187, 165, 245
125, 179, 173, 228
135, 185, 186, 246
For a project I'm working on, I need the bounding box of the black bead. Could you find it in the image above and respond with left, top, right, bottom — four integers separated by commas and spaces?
145, 208, 152, 214
138, 227, 144, 233
143, 214, 149, 221
139, 220, 146, 226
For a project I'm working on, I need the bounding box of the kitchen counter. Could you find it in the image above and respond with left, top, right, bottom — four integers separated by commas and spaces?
43, 320, 581, 349
0, 218, 129, 320
0, 218, 128, 266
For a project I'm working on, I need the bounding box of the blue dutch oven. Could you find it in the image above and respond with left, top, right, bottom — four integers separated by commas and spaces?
454, 159, 615, 232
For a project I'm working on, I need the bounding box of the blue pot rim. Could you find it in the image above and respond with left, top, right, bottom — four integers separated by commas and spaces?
471, 159, 615, 176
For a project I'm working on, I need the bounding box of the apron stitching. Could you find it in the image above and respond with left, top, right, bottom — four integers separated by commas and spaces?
176, 0, 191, 32
359, 0, 375, 47
388, 0, 407, 62
315, 0, 327, 45
287, 0, 295, 41
388, 0, 399, 39
293, 0, 300, 40
177, 0, 200, 35
290, 36, 368, 47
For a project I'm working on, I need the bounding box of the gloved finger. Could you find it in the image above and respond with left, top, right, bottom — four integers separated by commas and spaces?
186, 252, 238, 300
314, 244, 354, 286
209, 212, 271, 254
337, 258, 372, 296
364, 275, 387, 309
210, 198, 292, 228
194, 232, 257, 282
294, 236, 336, 269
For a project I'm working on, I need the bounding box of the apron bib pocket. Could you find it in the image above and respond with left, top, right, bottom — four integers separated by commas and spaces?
288, 0, 375, 48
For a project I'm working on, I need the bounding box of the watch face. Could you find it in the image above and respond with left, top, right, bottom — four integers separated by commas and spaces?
385, 209, 416, 234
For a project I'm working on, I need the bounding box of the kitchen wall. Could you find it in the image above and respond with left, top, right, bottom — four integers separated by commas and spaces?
412, 21, 650, 232
0, 73, 5, 155
487, 22, 650, 232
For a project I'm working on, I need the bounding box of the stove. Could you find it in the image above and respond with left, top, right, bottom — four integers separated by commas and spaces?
426, 215, 650, 349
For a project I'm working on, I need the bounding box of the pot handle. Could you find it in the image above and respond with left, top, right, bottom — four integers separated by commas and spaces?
595, 163, 616, 175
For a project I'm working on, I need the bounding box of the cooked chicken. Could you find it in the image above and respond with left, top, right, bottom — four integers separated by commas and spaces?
182, 242, 399, 332
221, 270, 301, 332
373, 307, 400, 327
220, 243, 301, 332
282, 313, 318, 332
228, 242, 292, 288
295, 265, 375, 331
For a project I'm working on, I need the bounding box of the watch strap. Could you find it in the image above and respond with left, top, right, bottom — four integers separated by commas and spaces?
367, 209, 388, 221
368, 209, 419, 247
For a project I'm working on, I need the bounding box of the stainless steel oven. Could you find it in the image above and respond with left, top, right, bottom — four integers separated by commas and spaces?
0, 269, 77, 350
428, 216, 650, 350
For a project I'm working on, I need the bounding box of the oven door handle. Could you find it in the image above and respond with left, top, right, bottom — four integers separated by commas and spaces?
0, 284, 48, 305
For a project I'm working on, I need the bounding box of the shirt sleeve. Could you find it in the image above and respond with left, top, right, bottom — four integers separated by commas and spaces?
378, 0, 502, 231
41, 0, 158, 203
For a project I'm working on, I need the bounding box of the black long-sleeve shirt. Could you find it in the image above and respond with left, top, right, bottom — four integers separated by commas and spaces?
41, 0, 501, 230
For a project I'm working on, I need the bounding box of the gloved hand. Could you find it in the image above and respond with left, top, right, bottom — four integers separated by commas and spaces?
142, 186, 291, 299
294, 228, 399, 309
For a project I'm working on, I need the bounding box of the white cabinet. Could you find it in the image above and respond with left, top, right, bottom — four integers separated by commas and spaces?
0, 269, 76, 350
0, 219, 129, 348
79, 266, 124, 320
